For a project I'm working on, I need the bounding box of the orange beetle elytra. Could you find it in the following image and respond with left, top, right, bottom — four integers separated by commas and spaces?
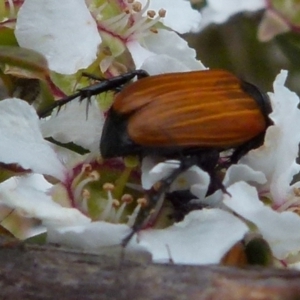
100, 70, 271, 159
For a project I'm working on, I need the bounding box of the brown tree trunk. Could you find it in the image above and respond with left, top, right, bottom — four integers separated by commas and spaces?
1, 238, 300, 300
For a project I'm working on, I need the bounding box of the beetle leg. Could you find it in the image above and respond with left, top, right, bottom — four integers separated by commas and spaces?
230, 131, 266, 164
39, 69, 150, 118
194, 149, 228, 196
122, 153, 221, 247
122, 157, 194, 247
77, 69, 149, 97
37, 91, 82, 117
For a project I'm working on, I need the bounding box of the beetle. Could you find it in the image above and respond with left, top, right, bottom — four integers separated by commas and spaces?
99, 70, 271, 244
99, 70, 271, 159
40, 69, 272, 246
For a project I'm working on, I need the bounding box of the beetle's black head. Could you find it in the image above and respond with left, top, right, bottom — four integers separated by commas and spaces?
100, 109, 142, 158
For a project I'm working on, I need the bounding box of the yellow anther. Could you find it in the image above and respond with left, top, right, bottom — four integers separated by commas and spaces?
147, 10, 156, 18
103, 182, 115, 191
121, 194, 134, 203
158, 9, 166, 18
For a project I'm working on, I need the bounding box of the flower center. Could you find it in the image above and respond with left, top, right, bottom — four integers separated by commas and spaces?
57, 157, 146, 227
89, 0, 166, 42
0, 0, 18, 24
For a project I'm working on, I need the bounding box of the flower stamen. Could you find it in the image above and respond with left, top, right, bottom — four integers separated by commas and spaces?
72, 169, 100, 206
100, 187, 115, 221
132, 2, 142, 12
81, 188, 90, 213
147, 10, 156, 18
127, 197, 147, 227
6, 0, 15, 18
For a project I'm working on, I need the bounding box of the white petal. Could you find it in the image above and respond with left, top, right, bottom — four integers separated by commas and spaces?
289, 262, 300, 270
139, 209, 248, 265
172, 165, 209, 192
0, 175, 90, 227
196, 189, 223, 207
47, 221, 145, 251
140, 0, 202, 33
128, 31, 205, 72
141, 55, 194, 74
142, 158, 210, 194
224, 182, 300, 260
143, 30, 205, 71
127, 40, 154, 70
189, 170, 210, 201
14, 173, 52, 191
223, 164, 267, 187
141, 156, 159, 190
0, 99, 66, 180
40, 99, 104, 152
15, 0, 101, 74
240, 71, 300, 205
141, 158, 180, 190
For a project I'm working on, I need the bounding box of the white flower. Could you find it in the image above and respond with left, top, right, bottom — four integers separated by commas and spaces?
0, 98, 97, 231
15, 0, 203, 75
15, 0, 101, 74
0, 94, 248, 264
239, 71, 300, 207
221, 71, 300, 267
0, 98, 66, 180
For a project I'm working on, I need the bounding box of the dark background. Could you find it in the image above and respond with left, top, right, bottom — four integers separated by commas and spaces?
184, 11, 299, 95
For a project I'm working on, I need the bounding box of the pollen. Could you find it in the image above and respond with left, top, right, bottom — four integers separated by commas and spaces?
132, 1, 142, 12
112, 199, 120, 208
89, 170, 100, 181
121, 193, 134, 203
147, 10, 156, 18
124, 7, 131, 14
137, 197, 148, 207
82, 188, 91, 199
103, 182, 115, 191
150, 27, 158, 33
158, 9, 166, 18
